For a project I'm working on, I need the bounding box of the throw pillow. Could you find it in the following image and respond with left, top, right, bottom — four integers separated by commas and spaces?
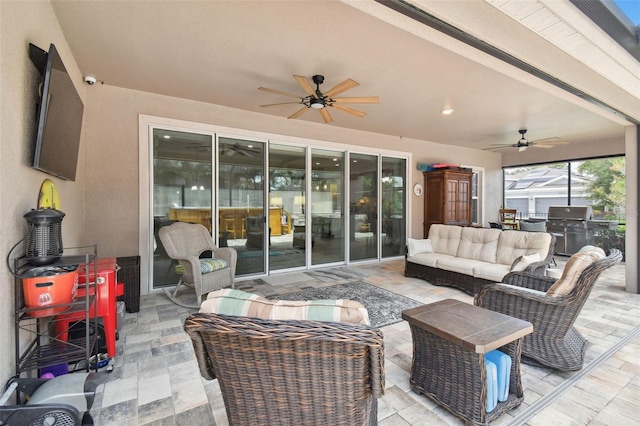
200, 288, 370, 325
510, 252, 541, 272
175, 258, 228, 275
546, 251, 601, 297
407, 238, 434, 257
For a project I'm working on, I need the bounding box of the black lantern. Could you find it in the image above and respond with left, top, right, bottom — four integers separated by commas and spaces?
24, 208, 65, 266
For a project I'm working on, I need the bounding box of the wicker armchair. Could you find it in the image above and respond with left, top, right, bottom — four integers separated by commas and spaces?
474, 249, 622, 371
184, 312, 385, 426
159, 222, 236, 303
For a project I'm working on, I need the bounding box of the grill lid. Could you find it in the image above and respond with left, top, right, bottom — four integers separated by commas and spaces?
547, 206, 592, 221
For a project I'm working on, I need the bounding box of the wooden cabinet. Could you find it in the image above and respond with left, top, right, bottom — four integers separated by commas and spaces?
423, 169, 472, 236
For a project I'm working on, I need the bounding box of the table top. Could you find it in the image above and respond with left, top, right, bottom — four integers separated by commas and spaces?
402, 299, 533, 354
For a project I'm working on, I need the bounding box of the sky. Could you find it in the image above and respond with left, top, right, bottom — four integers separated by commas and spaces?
613, 0, 640, 24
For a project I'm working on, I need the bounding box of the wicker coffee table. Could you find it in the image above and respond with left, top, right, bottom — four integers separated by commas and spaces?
402, 299, 533, 425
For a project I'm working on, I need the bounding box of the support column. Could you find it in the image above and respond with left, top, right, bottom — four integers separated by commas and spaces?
625, 125, 638, 294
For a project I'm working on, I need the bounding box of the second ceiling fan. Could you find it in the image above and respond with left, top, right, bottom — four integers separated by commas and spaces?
258, 74, 379, 123
484, 129, 570, 152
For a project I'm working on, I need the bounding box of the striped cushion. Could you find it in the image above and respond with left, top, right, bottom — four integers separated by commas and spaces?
547, 251, 600, 297
175, 258, 228, 275
200, 289, 370, 325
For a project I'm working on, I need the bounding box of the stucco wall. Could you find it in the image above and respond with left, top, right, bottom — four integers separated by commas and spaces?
0, 1, 87, 388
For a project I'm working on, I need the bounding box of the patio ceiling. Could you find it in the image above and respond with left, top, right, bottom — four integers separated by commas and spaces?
51, 1, 638, 151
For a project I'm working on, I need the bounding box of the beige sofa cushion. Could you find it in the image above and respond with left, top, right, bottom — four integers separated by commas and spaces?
200, 289, 370, 325
407, 252, 453, 268
456, 227, 502, 263
437, 256, 491, 276
473, 263, 512, 282
495, 230, 551, 266
428, 224, 462, 256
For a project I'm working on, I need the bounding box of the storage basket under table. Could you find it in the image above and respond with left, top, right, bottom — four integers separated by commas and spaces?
402, 299, 532, 426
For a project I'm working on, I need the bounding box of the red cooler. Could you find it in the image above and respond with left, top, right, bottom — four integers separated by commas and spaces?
55, 258, 124, 358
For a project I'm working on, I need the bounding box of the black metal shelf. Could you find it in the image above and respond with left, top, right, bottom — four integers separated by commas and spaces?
13, 245, 99, 376
17, 336, 98, 372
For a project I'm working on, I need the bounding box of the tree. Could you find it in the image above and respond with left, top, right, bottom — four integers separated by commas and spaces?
577, 158, 625, 216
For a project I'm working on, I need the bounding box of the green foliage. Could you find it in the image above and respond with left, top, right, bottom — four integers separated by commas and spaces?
577, 158, 625, 213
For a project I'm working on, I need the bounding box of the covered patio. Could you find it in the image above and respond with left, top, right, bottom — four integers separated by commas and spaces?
91, 257, 638, 425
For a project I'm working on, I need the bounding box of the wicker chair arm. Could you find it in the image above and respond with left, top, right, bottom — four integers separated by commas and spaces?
211, 247, 237, 268
176, 255, 203, 281
522, 260, 551, 276
185, 321, 217, 380
475, 283, 571, 336
502, 271, 557, 292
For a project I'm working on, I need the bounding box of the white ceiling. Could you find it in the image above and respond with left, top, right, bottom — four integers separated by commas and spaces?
50, 0, 635, 151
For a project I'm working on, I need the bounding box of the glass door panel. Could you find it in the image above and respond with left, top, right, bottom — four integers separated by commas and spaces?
152, 129, 212, 288
269, 144, 306, 271
311, 149, 345, 265
382, 157, 406, 258
349, 153, 378, 261
218, 137, 265, 275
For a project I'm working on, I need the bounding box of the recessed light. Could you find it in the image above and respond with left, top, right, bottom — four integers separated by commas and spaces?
163, 135, 171, 139
441, 108, 454, 115
248, 144, 253, 148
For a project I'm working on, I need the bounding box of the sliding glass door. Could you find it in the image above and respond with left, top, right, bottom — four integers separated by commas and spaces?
311, 149, 345, 265
269, 144, 306, 271
152, 129, 213, 288
349, 153, 378, 261
381, 157, 406, 258
218, 137, 266, 276
145, 119, 409, 289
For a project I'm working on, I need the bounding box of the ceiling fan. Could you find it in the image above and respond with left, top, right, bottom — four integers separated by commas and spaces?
484, 129, 570, 152
258, 74, 379, 123
220, 143, 260, 157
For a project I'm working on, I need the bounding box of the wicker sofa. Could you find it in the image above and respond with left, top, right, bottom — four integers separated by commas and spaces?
405, 224, 555, 295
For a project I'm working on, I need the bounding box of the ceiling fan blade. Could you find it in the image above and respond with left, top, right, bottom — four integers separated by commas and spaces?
533, 144, 556, 149
288, 106, 309, 120
260, 102, 302, 107
258, 86, 302, 99
482, 145, 512, 151
332, 103, 366, 118
293, 75, 317, 98
324, 78, 359, 98
319, 108, 333, 123
332, 96, 379, 104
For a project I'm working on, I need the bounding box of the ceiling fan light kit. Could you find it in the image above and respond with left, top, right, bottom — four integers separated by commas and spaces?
258, 74, 379, 123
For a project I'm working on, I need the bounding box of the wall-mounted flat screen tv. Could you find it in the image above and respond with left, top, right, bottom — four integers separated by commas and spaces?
29, 43, 84, 181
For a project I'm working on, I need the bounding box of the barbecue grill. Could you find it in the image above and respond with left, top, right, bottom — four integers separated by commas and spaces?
546, 206, 618, 255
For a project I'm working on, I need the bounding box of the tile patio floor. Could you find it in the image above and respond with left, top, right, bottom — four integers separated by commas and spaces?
90, 258, 640, 425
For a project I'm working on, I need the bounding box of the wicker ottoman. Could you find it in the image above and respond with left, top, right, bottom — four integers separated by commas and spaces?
402, 300, 532, 426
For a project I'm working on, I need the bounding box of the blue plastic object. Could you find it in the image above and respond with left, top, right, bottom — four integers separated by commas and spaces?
486, 350, 512, 402
485, 359, 498, 412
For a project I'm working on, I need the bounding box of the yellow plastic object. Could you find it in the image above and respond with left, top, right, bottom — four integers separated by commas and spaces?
37, 179, 60, 209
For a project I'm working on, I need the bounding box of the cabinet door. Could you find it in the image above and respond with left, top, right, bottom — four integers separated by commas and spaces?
424, 174, 445, 236
445, 178, 459, 223
456, 177, 471, 224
